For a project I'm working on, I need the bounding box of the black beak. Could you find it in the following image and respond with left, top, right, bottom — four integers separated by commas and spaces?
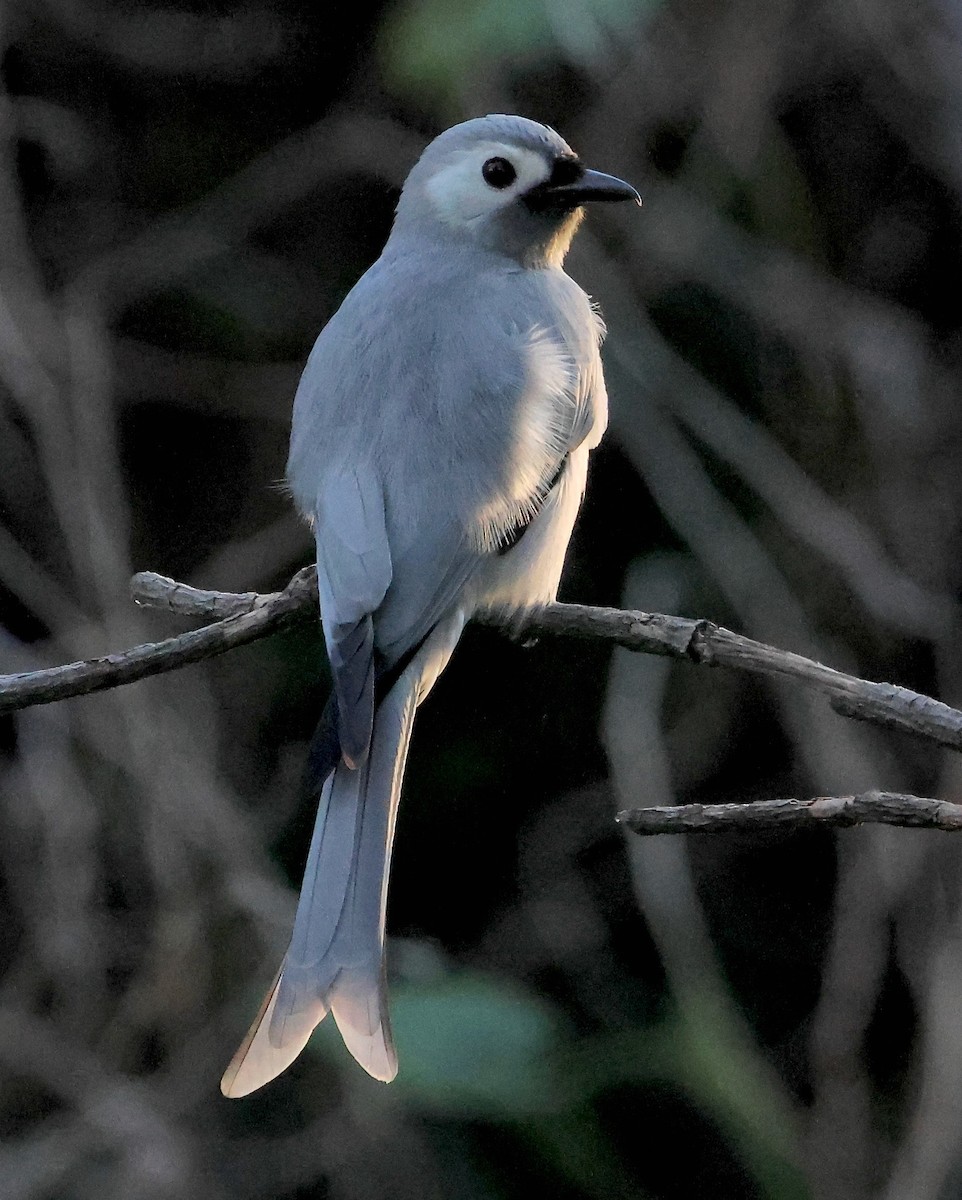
525, 167, 641, 213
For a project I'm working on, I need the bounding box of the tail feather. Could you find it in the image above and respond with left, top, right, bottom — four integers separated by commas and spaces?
331, 964, 396, 1082
282, 766, 364, 982
322, 687, 417, 1082
220, 969, 327, 1098
222, 615, 465, 1096
220, 661, 420, 1096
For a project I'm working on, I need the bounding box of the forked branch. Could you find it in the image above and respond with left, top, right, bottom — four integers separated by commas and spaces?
1, 568, 961, 836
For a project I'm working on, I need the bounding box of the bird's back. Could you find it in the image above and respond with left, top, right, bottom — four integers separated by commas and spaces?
287, 241, 604, 548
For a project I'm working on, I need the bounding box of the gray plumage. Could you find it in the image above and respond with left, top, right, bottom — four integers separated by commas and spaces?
221, 115, 638, 1096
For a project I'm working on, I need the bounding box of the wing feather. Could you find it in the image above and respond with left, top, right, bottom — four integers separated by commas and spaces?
314, 465, 392, 765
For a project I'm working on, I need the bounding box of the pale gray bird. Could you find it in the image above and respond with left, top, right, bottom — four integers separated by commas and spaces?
221, 115, 639, 1097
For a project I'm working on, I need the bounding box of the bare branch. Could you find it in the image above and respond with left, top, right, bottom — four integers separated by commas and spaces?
499, 604, 962, 753
2, 569, 962, 769
0, 568, 315, 713
130, 570, 270, 621
617, 792, 962, 835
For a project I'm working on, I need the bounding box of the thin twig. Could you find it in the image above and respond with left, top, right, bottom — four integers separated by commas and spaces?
131, 570, 272, 620
617, 792, 962, 835
0, 568, 315, 713
2, 570, 962, 765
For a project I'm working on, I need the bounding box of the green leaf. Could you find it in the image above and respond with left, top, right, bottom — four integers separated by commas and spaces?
381, 0, 659, 105
390, 972, 564, 1118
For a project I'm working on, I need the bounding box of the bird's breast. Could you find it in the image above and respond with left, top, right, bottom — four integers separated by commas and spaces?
470, 324, 580, 553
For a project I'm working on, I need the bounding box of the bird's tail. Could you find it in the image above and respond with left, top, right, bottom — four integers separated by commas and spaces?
221, 617, 463, 1097
221, 668, 417, 1096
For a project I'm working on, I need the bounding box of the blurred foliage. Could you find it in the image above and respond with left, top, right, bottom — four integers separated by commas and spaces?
382, 0, 659, 103
372, 973, 562, 1118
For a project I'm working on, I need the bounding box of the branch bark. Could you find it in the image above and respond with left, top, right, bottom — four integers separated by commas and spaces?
617, 792, 962, 836
0, 568, 316, 713
1, 568, 961, 772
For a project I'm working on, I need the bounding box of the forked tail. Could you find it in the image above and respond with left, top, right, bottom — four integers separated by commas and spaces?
220, 666, 418, 1096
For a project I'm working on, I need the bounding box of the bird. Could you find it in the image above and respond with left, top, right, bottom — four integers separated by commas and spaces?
220, 114, 639, 1097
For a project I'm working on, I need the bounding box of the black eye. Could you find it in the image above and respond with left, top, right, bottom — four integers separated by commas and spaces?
482, 157, 517, 189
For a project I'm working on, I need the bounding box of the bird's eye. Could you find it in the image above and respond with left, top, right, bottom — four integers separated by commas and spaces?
482, 157, 517, 189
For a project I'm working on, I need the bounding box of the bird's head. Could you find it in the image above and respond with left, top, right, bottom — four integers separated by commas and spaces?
393, 115, 640, 267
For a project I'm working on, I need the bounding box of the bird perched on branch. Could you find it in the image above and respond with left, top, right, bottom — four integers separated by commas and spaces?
221, 114, 639, 1096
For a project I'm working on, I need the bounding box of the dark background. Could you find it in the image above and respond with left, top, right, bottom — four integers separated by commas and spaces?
2, 1, 962, 1197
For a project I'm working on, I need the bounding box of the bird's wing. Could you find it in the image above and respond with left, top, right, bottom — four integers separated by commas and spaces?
471, 301, 605, 556
312, 462, 477, 767
556, 290, 608, 455
313, 463, 393, 767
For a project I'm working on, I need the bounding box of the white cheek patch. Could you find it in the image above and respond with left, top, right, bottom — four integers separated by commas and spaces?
426, 142, 550, 228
